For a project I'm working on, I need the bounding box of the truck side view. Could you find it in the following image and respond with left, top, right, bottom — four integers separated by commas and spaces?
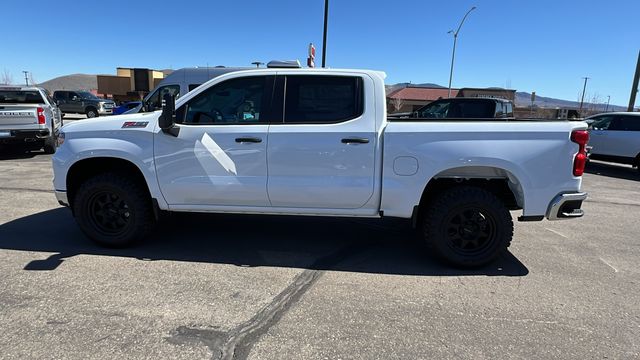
52, 63, 589, 267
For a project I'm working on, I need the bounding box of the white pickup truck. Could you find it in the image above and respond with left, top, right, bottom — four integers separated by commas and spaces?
52, 64, 589, 267
0, 86, 62, 153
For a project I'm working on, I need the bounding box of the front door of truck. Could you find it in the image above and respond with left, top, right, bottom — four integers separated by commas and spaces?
266, 74, 377, 209
154, 76, 274, 207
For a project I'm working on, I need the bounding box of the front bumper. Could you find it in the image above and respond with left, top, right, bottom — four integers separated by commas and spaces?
55, 190, 69, 207
546, 192, 587, 220
98, 108, 113, 115
0, 129, 51, 144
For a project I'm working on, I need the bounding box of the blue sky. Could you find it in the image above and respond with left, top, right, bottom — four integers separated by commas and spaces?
1, 0, 638, 105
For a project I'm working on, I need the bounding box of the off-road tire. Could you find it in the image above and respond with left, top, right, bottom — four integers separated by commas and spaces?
422, 186, 513, 267
73, 172, 155, 247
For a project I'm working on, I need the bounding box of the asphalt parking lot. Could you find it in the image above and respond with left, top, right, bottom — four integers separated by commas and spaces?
0, 121, 639, 359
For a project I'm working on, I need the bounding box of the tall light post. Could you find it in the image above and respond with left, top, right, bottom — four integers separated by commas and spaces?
447, 6, 477, 98
604, 95, 610, 112
22, 71, 29, 86
578, 76, 590, 114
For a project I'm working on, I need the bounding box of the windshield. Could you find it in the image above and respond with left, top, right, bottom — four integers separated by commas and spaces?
78, 91, 100, 100
0, 90, 44, 104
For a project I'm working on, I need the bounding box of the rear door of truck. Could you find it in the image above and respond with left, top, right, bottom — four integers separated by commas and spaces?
266, 73, 377, 209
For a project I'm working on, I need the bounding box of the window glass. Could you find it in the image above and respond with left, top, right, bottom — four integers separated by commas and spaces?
418, 101, 450, 118
592, 116, 614, 130
617, 116, 640, 131
183, 76, 266, 125
452, 101, 495, 118
146, 85, 180, 111
0, 90, 44, 104
188, 84, 201, 92
505, 103, 514, 116
284, 75, 362, 123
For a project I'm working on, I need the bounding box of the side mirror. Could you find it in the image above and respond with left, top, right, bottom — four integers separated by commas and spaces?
159, 93, 179, 136
71, 96, 78, 101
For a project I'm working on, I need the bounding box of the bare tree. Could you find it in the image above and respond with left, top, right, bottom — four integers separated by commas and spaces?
389, 97, 405, 113
1, 69, 13, 85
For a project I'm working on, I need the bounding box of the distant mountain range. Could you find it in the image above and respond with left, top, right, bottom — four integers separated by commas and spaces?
38, 74, 98, 92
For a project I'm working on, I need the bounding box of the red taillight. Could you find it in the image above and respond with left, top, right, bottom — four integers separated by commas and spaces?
37, 107, 45, 125
571, 130, 589, 176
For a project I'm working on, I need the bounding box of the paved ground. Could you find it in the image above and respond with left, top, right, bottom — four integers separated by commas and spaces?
0, 132, 639, 359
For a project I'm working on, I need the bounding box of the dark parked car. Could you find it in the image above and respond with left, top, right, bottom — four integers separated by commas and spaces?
53, 90, 115, 118
389, 98, 515, 119
113, 101, 142, 115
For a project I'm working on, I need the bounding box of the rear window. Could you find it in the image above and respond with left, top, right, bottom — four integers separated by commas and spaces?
284, 75, 363, 123
0, 90, 45, 104
448, 100, 495, 118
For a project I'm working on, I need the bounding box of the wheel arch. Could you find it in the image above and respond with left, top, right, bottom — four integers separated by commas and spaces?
66, 157, 151, 210
417, 166, 525, 218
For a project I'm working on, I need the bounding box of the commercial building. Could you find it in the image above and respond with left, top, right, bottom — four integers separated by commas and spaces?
97, 68, 169, 103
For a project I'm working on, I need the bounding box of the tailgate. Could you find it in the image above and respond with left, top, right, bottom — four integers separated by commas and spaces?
0, 105, 39, 128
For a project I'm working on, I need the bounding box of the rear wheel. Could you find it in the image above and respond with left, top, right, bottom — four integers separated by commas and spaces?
422, 186, 513, 267
73, 172, 155, 247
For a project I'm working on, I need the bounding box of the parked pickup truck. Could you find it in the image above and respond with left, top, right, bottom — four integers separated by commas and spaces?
52, 64, 589, 267
53, 90, 115, 118
0, 86, 62, 153
389, 97, 515, 119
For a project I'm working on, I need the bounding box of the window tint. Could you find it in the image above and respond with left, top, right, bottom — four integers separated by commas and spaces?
182, 76, 266, 125
188, 84, 201, 92
146, 85, 180, 111
418, 101, 450, 118
0, 90, 44, 104
616, 116, 640, 131
451, 101, 495, 118
284, 75, 362, 123
53, 91, 66, 100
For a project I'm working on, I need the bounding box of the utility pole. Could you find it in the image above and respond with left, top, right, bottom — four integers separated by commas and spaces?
321, 0, 329, 68
22, 71, 29, 86
604, 95, 610, 112
578, 77, 589, 115
447, 6, 477, 98
628, 50, 640, 112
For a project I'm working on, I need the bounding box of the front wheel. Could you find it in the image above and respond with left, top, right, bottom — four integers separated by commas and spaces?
422, 186, 513, 267
86, 107, 98, 118
73, 173, 155, 247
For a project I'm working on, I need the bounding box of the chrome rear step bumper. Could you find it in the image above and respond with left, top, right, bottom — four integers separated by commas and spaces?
546, 192, 587, 220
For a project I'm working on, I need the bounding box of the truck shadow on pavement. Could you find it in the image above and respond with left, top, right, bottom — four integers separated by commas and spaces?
585, 161, 640, 181
0, 208, 529, 277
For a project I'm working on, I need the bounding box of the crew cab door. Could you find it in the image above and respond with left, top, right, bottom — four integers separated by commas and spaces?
266, 74, 377, 209
590, 115, 640, 158
154, 76, 274, 207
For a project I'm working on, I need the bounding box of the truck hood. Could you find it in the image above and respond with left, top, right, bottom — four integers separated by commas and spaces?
61, 111, 160, 134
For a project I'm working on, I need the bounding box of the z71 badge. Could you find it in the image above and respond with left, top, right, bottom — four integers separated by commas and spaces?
121, 121, 149, 128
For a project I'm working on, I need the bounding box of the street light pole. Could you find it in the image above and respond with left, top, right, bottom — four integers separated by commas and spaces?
579, 77, 589, 115
447, 6, 476, 98
604, 95, 610, 112
22, 71, 29, 86
321, 0, 329, 68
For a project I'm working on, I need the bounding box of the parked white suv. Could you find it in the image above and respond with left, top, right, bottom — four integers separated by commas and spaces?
586, 112, 640, 172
